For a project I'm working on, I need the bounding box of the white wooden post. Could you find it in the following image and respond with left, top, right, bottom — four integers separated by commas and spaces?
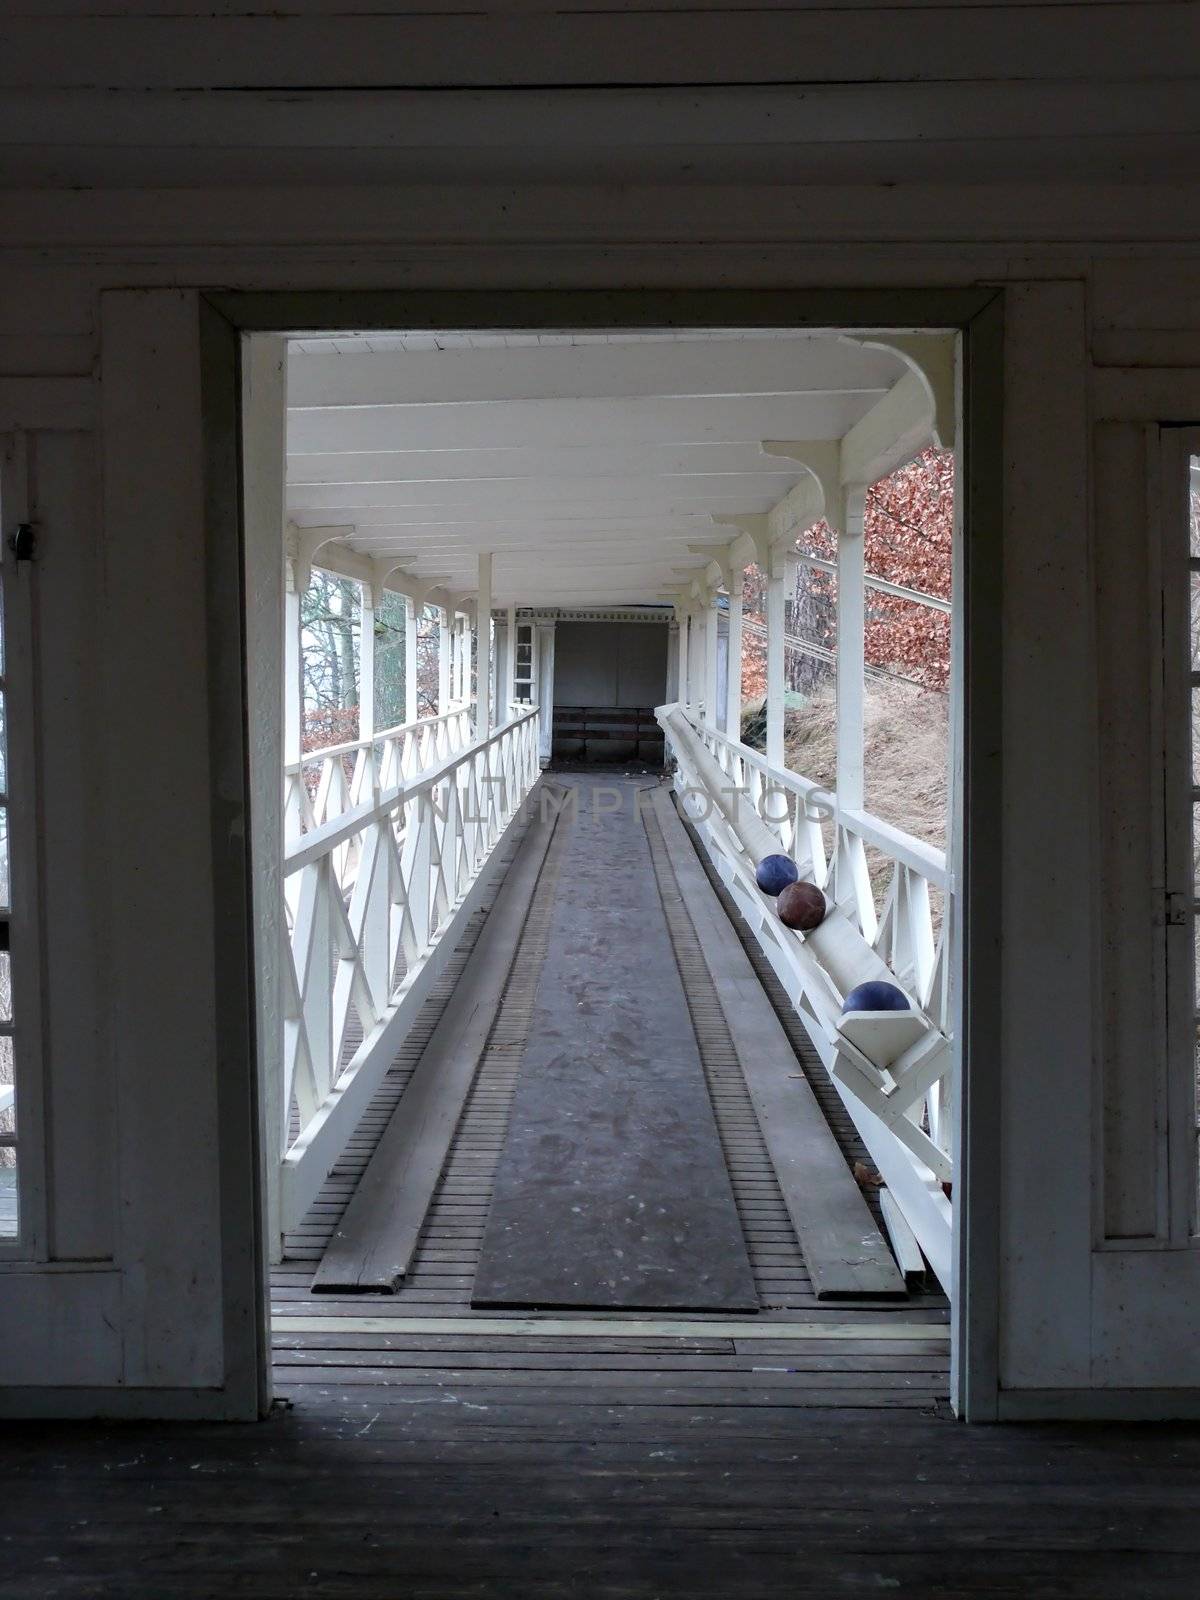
243, 332, 288, 1267
359, 585, 388, 1049
477, 553, 493, 739
437, 605, 451, 713
504, 603, 517, 723
677, 606, 691, 710
766, 544, 788, 769
836, 487, 867, 809
359, 586, 376, 744
536, 621, 556, 764
694, 604, 704, 715
726, 568, 744, 740
458, 613, 469, 705
284, 586, 301, 768
404, 597, 419, 725
491, 617, 501, 723
703, 593, 720, 728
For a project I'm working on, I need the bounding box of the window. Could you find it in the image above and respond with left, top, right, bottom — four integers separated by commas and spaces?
513, 622, 536, 703
0, 555, 13, 1238
0, 439, 39, 1252
1163, 434, 1200, 1236
1189, 450, 1200, 1223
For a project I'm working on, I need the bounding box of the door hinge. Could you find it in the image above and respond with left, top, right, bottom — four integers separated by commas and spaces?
1166, 890, 1191, 927
7, 523, 35, 563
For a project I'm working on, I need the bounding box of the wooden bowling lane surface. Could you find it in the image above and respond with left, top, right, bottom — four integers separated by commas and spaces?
472, 773, 758, 1312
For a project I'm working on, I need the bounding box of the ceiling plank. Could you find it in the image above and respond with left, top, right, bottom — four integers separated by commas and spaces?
288, 440, 816, 482
286, 392, 892, 454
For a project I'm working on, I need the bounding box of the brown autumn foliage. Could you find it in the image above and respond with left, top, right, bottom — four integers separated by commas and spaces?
741, 446, 953, 698
301, 705, 360, 754
861, 446, 952, 691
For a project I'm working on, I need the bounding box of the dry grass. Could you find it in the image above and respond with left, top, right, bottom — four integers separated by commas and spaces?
758, 678, 948, 850
756, 680, 948, 930
742, 676, 948, 926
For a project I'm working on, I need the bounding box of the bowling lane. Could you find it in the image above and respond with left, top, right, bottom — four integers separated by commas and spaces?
472, 773, 758, 1312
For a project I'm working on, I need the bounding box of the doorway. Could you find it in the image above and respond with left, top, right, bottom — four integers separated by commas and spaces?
217, 291, 1002, 1420
551, 615, 669, 765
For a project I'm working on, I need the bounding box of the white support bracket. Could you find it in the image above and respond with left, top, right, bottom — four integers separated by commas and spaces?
291, 522, 357, 594
842, 333, 957, 452
759, 439, 843, 530
830, 1046, 954, 1185
369, 557, 412, 610
686, 538, 742, 594
370, 560, 447, 614
713, 511, 774, 573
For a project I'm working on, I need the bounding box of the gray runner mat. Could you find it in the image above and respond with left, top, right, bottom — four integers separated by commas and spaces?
473, 775, 758, 1312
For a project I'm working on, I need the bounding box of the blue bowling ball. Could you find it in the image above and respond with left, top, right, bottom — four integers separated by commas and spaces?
755, 853, 800, 897
842, 980, 910, 1014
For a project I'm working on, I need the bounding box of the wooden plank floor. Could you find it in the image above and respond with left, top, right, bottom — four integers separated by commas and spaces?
8, 1357, 1200, 1597
7, 796, 1200, 1597
272, 781, 947, 1329
265, 775, 959, 1593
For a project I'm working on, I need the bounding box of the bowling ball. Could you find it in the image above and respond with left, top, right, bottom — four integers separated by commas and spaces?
755, 853, 799, 897
776, 880, 827, 931
842, 980, 910, 1014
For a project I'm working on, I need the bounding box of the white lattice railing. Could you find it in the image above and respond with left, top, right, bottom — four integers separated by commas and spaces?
279, 706, 541, 1231
284, 706, 475, 852
693, 722, 832, 890
825, 806, 953, 1161
662, 705, 954, 1287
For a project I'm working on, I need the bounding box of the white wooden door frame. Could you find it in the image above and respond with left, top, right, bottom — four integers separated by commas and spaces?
0, 432, 49, 1266
0, 288, 1003, 1421
1158, 424, 1200, 1250
217, 285, 1000, 1419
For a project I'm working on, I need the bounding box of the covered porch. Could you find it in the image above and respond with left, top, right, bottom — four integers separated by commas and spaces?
265, 328, 957, 1339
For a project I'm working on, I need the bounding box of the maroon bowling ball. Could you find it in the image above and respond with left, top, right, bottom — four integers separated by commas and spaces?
777, 880, 827, 931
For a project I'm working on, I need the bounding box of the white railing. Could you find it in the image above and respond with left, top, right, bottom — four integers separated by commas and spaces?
694, 722, 831, 889
662, 705, 954, 1287
284, 706, 475, 851
279, 706, 541, 1231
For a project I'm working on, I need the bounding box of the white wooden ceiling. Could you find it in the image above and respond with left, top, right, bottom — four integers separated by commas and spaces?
285, 331, 910, 607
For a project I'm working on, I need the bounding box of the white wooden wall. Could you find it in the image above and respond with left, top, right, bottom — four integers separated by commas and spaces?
0, 0, 1198, 1419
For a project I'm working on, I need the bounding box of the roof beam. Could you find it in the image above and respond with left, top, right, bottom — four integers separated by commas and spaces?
288, 524, 459, 607
837, 368, 938, 485
286, 339, 900, 410
709, 363, 946, 556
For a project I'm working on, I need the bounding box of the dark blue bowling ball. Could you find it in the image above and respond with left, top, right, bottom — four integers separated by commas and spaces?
755, 853, 800, 897
842, 980, 910, 1014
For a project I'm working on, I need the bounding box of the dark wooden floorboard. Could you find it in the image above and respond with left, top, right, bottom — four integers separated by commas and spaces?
6, 1405, 1200, 1598
8, 798, 1198, 1597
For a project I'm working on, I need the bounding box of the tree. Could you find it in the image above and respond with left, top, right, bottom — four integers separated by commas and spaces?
862, 446, 952, 692
300, 571, 361, 750
373, 590, 408, 730
740, 445, 953, 700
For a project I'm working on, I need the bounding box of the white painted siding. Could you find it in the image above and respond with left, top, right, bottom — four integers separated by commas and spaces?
0, 0, 1197, 1418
